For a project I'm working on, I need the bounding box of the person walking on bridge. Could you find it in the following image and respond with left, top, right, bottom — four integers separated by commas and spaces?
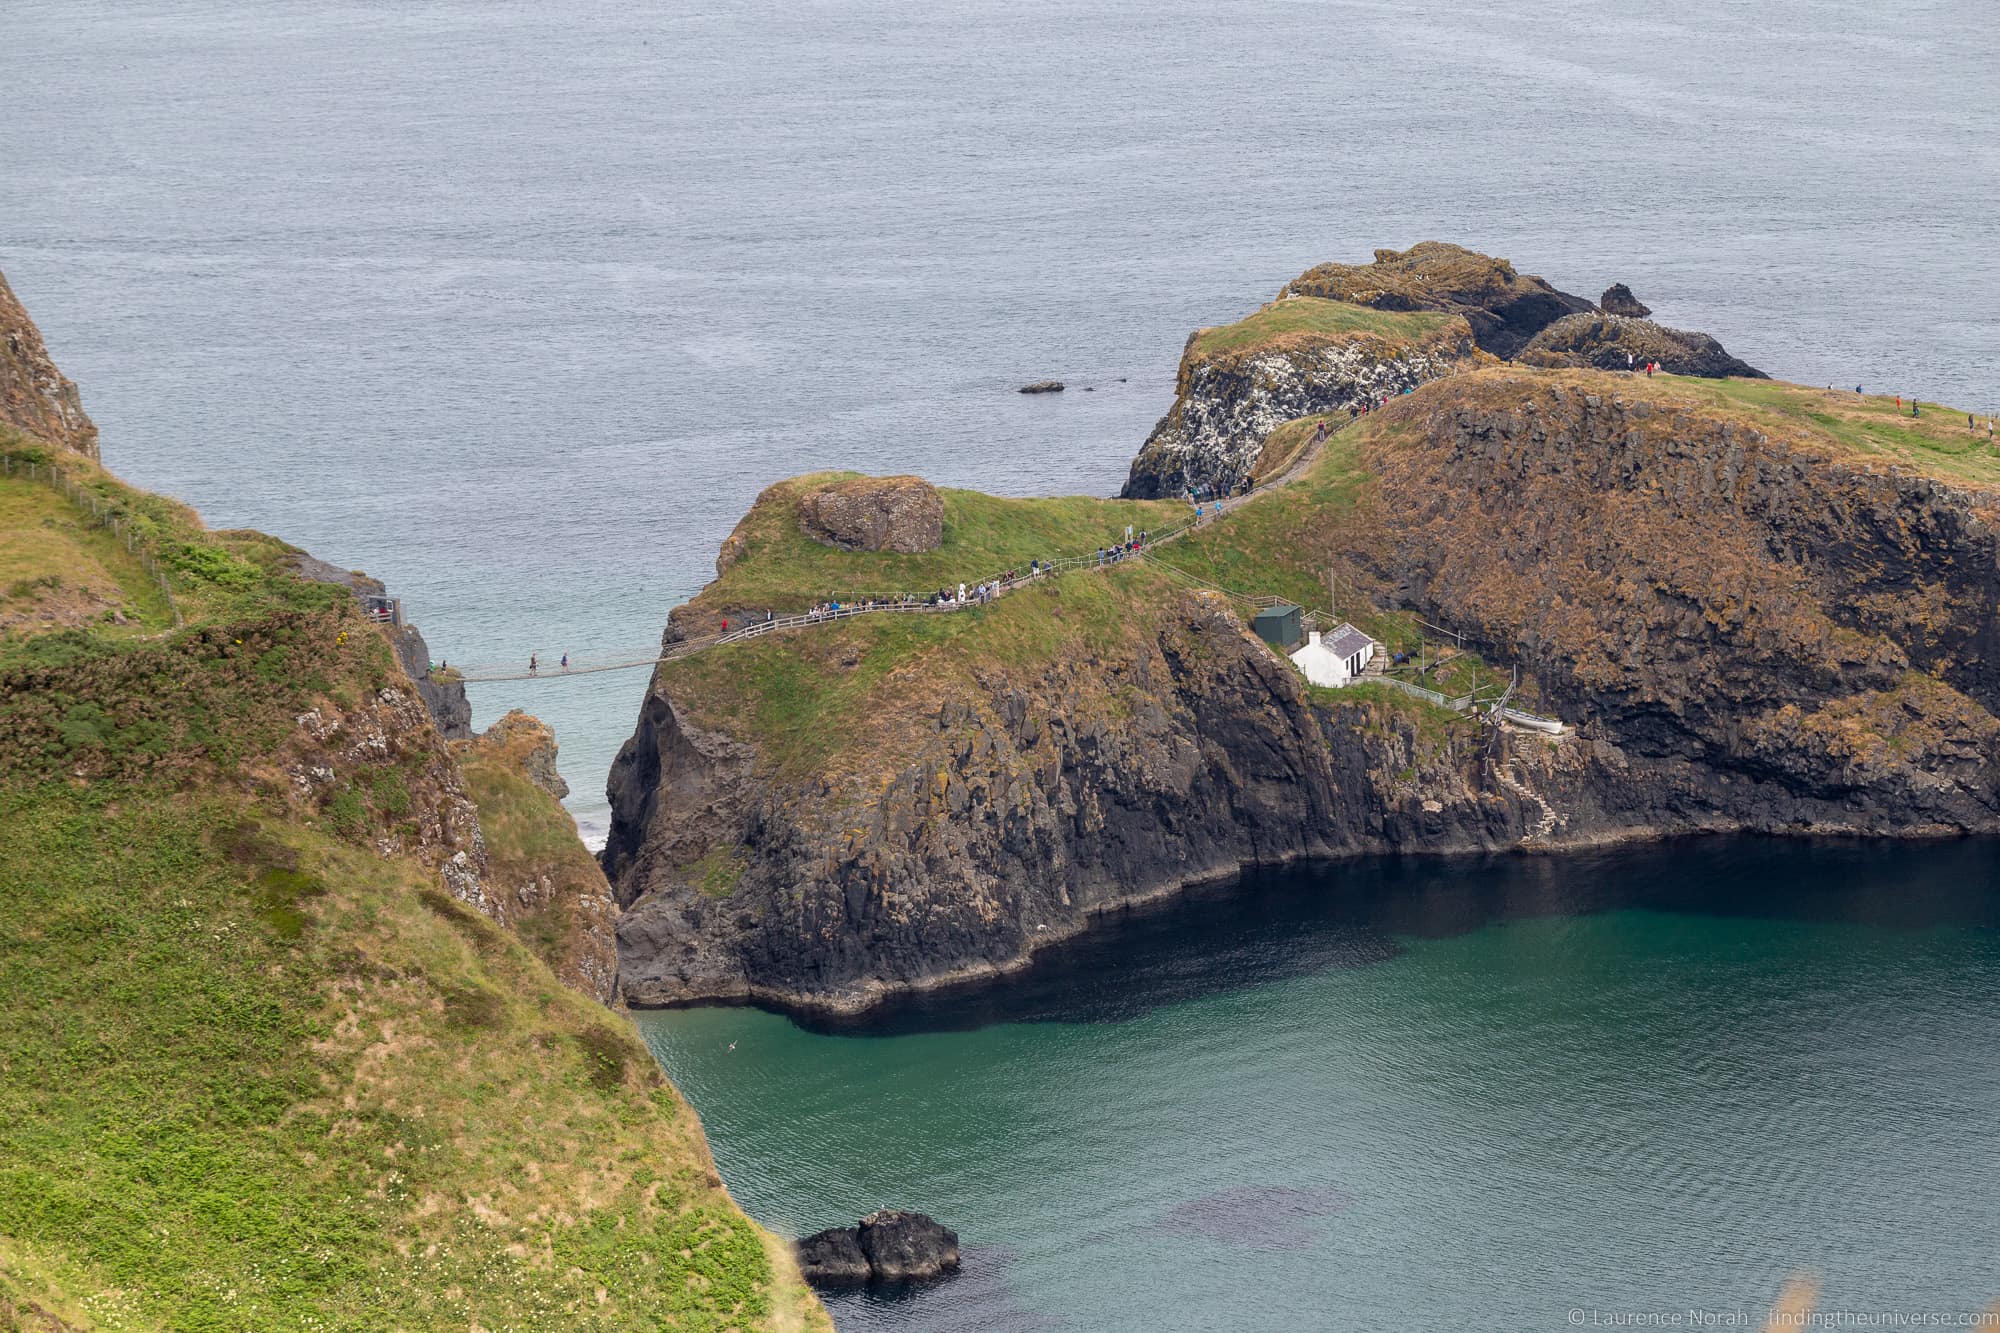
560, 653, 569, 671
529, 653, 538, 676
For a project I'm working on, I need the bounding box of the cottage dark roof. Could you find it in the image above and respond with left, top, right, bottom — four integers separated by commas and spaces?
1326, 624, 1373, 659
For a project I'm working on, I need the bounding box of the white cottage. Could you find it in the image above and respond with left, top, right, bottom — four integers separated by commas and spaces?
1289, 623, 1374, 687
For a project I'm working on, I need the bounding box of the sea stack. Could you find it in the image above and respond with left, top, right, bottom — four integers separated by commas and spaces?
796, 1211, 961, 1286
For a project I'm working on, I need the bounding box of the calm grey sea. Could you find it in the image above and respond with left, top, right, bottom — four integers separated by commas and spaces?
5, 0, 1995, 840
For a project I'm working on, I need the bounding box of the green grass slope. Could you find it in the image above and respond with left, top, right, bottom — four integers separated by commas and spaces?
0, 433, 826, 1331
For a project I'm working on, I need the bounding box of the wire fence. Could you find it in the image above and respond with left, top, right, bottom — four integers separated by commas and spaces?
3, 452, 184, 629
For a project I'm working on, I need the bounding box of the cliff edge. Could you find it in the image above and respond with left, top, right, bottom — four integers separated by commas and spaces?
0, 269, 97, 458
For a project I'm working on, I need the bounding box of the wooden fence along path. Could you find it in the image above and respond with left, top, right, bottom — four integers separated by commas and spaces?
3, 453, 184, 629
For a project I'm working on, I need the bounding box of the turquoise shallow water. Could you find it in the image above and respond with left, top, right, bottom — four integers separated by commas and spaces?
635, 839, 2000, 1331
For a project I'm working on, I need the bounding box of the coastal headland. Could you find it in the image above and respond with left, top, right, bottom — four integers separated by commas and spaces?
603, 245, 2000, 1018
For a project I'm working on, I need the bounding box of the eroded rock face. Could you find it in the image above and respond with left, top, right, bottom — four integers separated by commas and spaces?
0, 269, 98, 458
1517, 313, 1764, 379
1600, 283, 1652, 318
388, 622, 473, 740
478, 709, 570, 799
1350, 375, 2000, 833
1121, 317, 1480, 499
458, 711, 619, 1003
1279, 243, 1595, 359
797, 475, 944, 553
797, 1212, 960, 1286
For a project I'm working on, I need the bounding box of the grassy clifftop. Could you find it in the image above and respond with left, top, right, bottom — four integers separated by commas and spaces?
0, 433, 825, 1329
1186, 297, 1464, 364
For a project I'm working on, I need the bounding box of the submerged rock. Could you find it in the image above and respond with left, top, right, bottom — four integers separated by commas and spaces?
1018, 380, 1065, 394
796, 474, 944, 554
797, 1211, 960, 1287
1599, 282, 1652, 318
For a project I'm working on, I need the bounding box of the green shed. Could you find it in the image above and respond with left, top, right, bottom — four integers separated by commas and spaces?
1251, 603, 1303, 651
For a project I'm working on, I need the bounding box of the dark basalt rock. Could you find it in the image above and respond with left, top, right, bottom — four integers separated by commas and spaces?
608, 370, 2000, 1018
1517, 312, 1764, 379
796, 1227, 871, 1285
1599, 282, 1652, 318
1018, 380, 1065, 394
389, 622, 473, 740
796, 1211, 960, 1287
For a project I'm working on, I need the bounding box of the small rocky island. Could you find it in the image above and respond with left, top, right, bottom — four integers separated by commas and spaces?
796, 1210, 961, 1286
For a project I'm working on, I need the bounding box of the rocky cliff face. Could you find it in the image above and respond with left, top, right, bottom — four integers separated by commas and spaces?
1121, 315, 1480, 499
0, 269, 98, 458
605, 591, 1570, 1012
1345, 373, 2000, 834
457, 710, 620, 1002
388, 621, 474, 739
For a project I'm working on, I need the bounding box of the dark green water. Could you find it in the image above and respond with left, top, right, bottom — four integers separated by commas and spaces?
633, 839, 2000, 1331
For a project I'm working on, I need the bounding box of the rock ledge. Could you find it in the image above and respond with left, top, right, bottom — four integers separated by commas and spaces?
797, 475, 944, 553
